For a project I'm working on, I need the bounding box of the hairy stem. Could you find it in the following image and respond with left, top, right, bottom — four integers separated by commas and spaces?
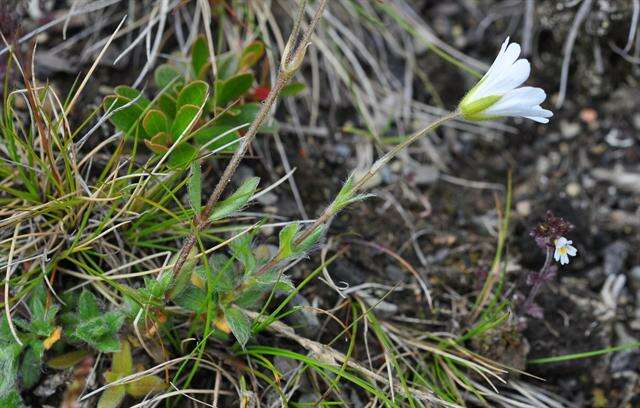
521, 246, 553, 314
253, 111, 460, 278
170, 0, 329, 282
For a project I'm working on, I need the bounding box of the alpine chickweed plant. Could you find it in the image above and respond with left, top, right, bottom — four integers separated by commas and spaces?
0, 0, 561, 403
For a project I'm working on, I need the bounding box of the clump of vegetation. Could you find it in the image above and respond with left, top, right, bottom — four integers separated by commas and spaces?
1, 0, 638, 407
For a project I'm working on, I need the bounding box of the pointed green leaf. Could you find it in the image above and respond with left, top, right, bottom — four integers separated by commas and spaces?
78, 290, 100, 320
280, 82, 306, 98
191, 36, 210, 78
209, 177, 260, 221
223, 306, 251, 348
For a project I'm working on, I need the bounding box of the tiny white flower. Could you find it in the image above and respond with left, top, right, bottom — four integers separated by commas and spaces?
459, 37, 553, 123
554, 237, 577, 265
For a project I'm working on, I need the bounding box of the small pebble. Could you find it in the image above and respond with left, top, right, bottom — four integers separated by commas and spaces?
566, 182, 581, 197
560, 120, 581, 139
516, 200, 532, 216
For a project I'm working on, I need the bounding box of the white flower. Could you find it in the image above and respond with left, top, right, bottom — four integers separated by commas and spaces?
459, 37, 553, 123
554, 237, 577, 265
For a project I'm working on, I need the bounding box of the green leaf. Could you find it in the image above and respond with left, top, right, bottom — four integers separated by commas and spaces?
167, 143, 198, 169
191, 124, 239, 152
142, 109, 169, 137
209, 177, 260, 222
233, 288, 263, 309
0, 344, 21, 398
277, 223, 324, 261
126, 375, 165, 397
278, 223, 299, 260
210, 255, 236, 293
177, 80, 209, 110
103, 96, 148, 139
215, 73, 254, 108
111, 340, 132, 376
166, 248, 198, 298
21, 342, 44, 389
254, 270, 295, 293
46, 350, 89, 369
212, 103, 260, 129
280, 82, 306, 98
216, 54, 239, 81
74, 311, 124, 353
144, 131, 171, 154
97, 384, 126, 408
191, 36, 210, 78
0, 390, 22, 408
171, 104, 201, 142
295, 225, 324, 254
188, 161, 202, 214
240, 41, 265, 69
223, 306, 251, 348
154, 64, 184, 91
229, 232, 257, 275
78, 290, 101, 320
158, 94, 177, 120
115, 86, 151, 109
173, 286, 207, 313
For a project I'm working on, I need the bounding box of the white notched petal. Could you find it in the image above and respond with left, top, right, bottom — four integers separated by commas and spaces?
475, 58, 530, 100
460, 37, 553, 123
567, 246, 578, 256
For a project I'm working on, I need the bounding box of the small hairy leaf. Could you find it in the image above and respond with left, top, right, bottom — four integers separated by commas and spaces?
126, 375, 165, 397
78, 290, 101, 320
46, 350, 89, 369
97, 384, 126, 408
223, 306, 251, 348
111, 340, 132, 376
209, 177, 260, 221
20, 342, 43, 389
